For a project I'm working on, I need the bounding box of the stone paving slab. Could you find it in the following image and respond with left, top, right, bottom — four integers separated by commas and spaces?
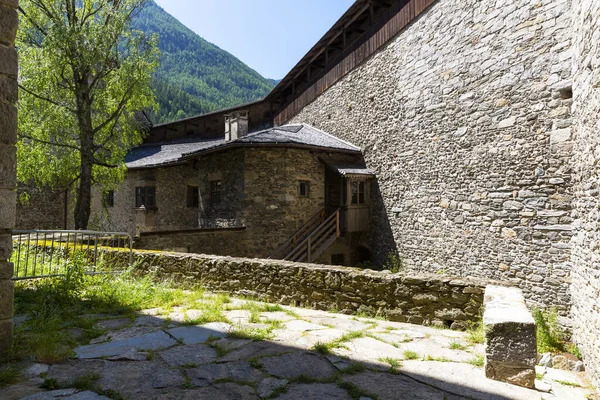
166, 322, 230, 345
259, 311, 297, 322
219, 340, 295, 362
158, 344, 218, 366
400, 361, 542, 400
75, 331, 176, 359
21, 390, 109, 400
96, 361, 184, 398
276, 383, 352, 400
89, 326, 158, 344
340, 370, 448, 400
259, 352, 337, 380
334, 336, 406, 363
150, 382, 259, 400
294, 328, 346, 348
283, 319, 329, 332
185, 361, 264, 387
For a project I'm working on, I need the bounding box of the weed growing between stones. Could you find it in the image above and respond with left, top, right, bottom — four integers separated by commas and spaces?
467, 354, 485, 367
532, 307, 568, 353
449, 341, 467, 350
0, 365, 21, 388
378, 357, 403, 372
465, 320, 484, 344
403, 350, 419, 360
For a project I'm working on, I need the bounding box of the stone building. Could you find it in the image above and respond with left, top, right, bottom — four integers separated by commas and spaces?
89, 114, 374, 265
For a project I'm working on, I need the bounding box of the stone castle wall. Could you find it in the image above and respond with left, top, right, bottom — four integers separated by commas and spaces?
570, 0, 600, 387
290, 0, 573, 312
0, 0, 17, 356
100, 248, 493, 328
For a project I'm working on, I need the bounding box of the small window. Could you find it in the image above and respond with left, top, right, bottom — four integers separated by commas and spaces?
187, 185, 199, 208
135, 186, 156, 208
351, 181, 366, 205
331, 254, 345, 266
104, 190, 114, 208
299, 181, 309, 197
210, 180, 222, 206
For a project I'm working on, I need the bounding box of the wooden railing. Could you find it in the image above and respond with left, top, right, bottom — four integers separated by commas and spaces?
270, 208, 326, 259
283, 209, 341, 263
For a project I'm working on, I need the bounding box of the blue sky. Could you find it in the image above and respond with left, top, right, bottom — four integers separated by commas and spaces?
153, 0, 355, 80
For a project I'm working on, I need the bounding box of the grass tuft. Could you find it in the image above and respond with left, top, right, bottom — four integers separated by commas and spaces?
403, 350, 419, 360
467, 354, 485, 367
449, 341, 467, 350
0, 365, 21, 388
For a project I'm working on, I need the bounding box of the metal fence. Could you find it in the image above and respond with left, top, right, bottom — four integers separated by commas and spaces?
11, 230, 133, 280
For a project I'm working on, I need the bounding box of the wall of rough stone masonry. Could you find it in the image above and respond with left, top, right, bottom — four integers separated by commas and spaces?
570, 0, 600, 387
241, 148, 328, 256
16, 187, 70, 230
89, 164, 200, 234
0, 0, 17, 356
98, 248, 494, 328
134, 227, 250, 257
289, 0, 574, 312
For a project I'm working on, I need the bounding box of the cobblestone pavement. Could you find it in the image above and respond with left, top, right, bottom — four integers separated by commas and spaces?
1, 298, 593, 399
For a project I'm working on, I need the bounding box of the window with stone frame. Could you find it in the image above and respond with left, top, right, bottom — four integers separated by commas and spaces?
298, 180, 310, 197
104, 190, 114, 208
210, 180, 222, 206
135, 186, 156, 208
187, 185, 199, 208
351, 181, 365, 205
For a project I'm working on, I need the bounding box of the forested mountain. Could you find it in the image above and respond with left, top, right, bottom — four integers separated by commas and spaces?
133, 1, 277, 124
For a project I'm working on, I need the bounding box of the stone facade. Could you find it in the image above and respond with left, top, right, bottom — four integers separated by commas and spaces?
16, 186, 71, 230
290, 0, 573, 313
91, 147, 352, 258
100, 248, 494, 328
570, 0, 600, 387
0, 0, 17, 356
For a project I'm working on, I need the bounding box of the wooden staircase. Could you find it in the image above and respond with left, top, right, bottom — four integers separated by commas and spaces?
270, 208, 341, 263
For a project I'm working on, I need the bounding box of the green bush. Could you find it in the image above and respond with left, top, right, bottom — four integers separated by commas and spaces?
384, 251, 405, 273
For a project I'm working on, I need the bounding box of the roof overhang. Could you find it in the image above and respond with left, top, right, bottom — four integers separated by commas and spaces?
323, 160, 376, 179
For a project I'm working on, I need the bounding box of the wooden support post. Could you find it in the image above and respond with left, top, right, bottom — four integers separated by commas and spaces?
336, 209, 340, 237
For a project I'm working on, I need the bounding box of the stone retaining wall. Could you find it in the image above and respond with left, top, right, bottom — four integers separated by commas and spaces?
289, 0, 573, 313
101, 249, 495, 328
0, 0, 17, 356
134, 227, 249, 257
570, 0, 600, 387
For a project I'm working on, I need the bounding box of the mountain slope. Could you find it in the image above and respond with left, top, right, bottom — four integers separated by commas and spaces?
133, 1, 276, 124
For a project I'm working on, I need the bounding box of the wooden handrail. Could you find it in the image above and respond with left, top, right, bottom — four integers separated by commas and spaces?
284, 209, 340, 262
270, 208, 325, 259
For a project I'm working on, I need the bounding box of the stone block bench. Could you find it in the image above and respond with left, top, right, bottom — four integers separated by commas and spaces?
483, 285, 537, 388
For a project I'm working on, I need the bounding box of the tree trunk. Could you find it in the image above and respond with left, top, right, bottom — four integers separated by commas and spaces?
73, 80, 94, 230
74, 154, 92, 229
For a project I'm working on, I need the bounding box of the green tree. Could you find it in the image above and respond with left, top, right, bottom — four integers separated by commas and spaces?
17, 0, 159, 229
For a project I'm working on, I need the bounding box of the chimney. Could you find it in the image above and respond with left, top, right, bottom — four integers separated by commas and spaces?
224, 111, 249, 141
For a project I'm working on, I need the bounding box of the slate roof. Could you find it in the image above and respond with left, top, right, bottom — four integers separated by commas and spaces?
126, 124, 361, 169
324, 161, 376, 177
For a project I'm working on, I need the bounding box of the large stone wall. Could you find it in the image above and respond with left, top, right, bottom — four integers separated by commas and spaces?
0, 0, 17, 356
570, 0, 600, 387
289, 0, 573, 312
101, 249, 492, 328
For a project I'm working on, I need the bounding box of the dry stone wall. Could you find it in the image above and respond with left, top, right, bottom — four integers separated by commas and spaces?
0, 0, 17, 356
570, 0, 600, 387
290, 0, 573, 312
101, 249, 492, 328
